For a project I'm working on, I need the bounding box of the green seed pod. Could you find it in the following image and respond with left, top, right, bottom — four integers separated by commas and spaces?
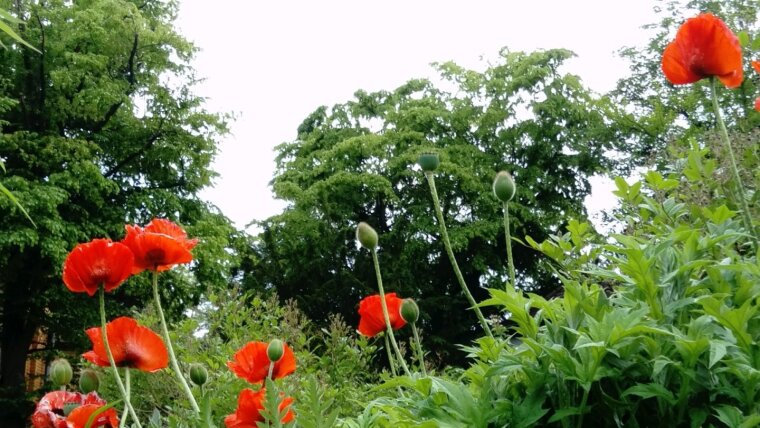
417, 152, 440, 173
492, 171, 516, 202
78, 369, 100, 393
267, 339, 284, 363
400, 298, 420, 324
63, 402, 79, 417
356, 222, 378, 250
49, 358, 73, 387
189, 363, 208, 386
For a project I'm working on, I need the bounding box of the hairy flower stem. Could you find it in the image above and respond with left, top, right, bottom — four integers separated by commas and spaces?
502, 201, 516, 288
371, 249, 411, 376
424, 172, 493, 338
99, 287, 142, 428
710, 78, 758, 253
268, 362, 274, 380
119, 369, 131, 428
410, 323, 427, 376
152, 271, 200, 414
383, 334, 399, 377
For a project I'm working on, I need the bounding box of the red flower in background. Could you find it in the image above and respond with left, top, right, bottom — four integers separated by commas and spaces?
357, 293, 407, 337
83, 317, 168, 372
65, 404, 119, 428
227, 341, 297, 385
662, 13, 743, 88
62, 239, 134, 296
31, 391, 109, 428
753, 60, 760, 111
122, 218, 198, 273
224, 388, 294, 428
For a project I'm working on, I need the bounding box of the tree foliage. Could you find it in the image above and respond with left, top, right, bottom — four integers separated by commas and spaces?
253, 48, 623, 363
0, 1, 244, 425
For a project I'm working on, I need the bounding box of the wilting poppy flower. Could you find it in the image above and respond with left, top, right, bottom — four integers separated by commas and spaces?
31, 391, 108, 428
357, 293, 407, 337
62, 239, 135, 296
83, 317, 168, 372
227, 341, 297, 384
224, 388, 294, 428
662, 13, 743, 88
65, 404, 119, 428
122, 218, 198, 274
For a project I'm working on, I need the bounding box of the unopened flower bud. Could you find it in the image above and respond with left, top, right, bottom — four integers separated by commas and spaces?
189, 363, 208, 386
417, 152, 440, 173
267, 339, 284, 363
78, 369, 100, 393
492, 171, 516, 202
49, 359, 73, 387
400, 298, 420, 324
356, 222, 378, 250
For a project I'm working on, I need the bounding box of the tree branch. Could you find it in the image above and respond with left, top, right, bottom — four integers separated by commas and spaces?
105, 127, 162, 178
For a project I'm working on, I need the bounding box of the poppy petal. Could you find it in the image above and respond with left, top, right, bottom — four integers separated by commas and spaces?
63, 240, 134, 296
83, 317, 168, 372
357, 293, 407, 337
122, 219, 197, 273
227, 341, 297, 384
66, 404, 119, 428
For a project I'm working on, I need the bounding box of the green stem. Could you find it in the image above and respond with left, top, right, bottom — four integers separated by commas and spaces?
502, 201, 516, 288
411, 323, 427, 376
268, 362, 274, 380
119, 369, 130, 428
710, 78, 758, 253
371, 248, 412, 376
383, 334, 399, 377
99, 288, 142, 428
425, 172, 493, 338
151, 271, 200, 414
576, 387, 590, 428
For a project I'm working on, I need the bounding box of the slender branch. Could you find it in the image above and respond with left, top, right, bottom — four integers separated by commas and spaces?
151, 271, 200, 414
411, 323, 427, 376
383, 334, 398, 377
119, 369, 131, 428
425, 172, 493, 338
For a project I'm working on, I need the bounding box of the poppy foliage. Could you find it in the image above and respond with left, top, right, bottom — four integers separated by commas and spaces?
62, 239, 134, 296
31, 391, 111, 428
662, 13, 743, 88
227, 341, 297, 385
357, 293, 407, 337
83, 317, 168, 372
224, 388, 294, 428
122, 218, 198, 273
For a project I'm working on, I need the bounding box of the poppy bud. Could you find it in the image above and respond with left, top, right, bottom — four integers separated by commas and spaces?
189, 363, 208, 386
492, 171, 516, 202
78, 369, 100, 393
400, 298, 420, 324
356, 222, 378, 250
49, 359, 73, 387
267, 339, 284, 363
417, 152, 440, 173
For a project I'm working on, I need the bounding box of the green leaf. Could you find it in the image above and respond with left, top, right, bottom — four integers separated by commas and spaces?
621, 383, 676, 405
0, 182, 36, 227
0, 17, 40, 53
709, 341, 728, 369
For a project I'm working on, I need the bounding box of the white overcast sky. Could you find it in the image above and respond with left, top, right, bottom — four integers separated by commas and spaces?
176, 1, 660, 230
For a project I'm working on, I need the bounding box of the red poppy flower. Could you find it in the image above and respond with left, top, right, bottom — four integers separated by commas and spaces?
227, 341, 297, 384
752, 60, 760, 74
62, 239, 135, 296
224, 388, 294, 428
755, 97, 760, 112
31, 391, 108, 428
122, 218, 198, 273
662, 13, 743, 88
357, 293, 407, 337
82, 317, 168, 372
65, 404, 119, 428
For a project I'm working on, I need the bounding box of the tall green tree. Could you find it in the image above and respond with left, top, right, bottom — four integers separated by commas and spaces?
610, 0, 760, 169
254, 49, 622, 363
0, 1, 243, 425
